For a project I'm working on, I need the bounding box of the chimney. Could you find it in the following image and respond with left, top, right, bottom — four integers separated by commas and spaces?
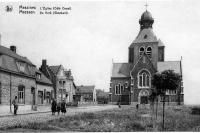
42, 59, 47, 67
10, 46, 16, 53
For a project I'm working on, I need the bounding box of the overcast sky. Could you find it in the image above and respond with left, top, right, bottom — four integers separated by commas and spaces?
0, 0, 199, 105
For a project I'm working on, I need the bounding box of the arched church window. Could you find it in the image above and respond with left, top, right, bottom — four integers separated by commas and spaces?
146, 47, 152, 58
138, 70, 151, 88
139, 47, 145, 56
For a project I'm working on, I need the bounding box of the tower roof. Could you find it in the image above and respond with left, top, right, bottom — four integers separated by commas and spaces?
141, 11, 153, 21
139, 10, 154, 29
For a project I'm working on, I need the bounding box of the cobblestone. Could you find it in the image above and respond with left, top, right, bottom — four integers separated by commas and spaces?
0, 105, 117, 129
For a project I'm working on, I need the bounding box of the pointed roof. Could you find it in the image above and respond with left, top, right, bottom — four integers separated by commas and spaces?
49, 65, 61, 75
133, 28, 158, 44
157, 61, 181, 74
36, 69, 53, 85
111, 63, 133, 78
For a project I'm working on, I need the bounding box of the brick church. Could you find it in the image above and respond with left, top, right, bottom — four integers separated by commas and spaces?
109, 9, 184, 105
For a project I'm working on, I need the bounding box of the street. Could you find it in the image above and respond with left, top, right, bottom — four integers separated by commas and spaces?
0, 105, 117, 129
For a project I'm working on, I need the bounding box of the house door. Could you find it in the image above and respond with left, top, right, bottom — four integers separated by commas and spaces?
31, 87, 36, 105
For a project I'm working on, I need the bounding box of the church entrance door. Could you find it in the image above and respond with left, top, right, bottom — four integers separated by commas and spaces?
138, 90, 149, 104
140, 96, 148, 104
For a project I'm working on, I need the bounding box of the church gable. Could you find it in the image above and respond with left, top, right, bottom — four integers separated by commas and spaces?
130, 52, 156, 79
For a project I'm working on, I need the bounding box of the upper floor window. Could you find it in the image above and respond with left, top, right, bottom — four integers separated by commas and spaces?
146, 47, 152, 58
115, 84, 121, 95
139, 47, 145, 56
17, 62, 25, 72
131, 77, 134, 86
138, 70, 151, 88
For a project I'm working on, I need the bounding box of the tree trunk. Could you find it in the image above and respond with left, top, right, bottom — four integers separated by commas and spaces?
156, 97, 158, 120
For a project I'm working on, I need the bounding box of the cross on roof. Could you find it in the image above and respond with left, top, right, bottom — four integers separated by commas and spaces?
145, 1, 148, 11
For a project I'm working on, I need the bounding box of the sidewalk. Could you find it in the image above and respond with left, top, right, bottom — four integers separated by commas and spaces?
0, 105, 51, 117
0, 104, 117, 117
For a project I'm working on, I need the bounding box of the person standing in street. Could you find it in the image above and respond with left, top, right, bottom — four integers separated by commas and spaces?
12, 96, 18, 115
57, 101, 61, 115
51, 98, 57, 115
61, 99, 67, 115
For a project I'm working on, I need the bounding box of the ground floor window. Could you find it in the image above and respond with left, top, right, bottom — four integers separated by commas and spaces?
46, 91, 51, 104
18, 85, 25, 104
38, 91, 43, 104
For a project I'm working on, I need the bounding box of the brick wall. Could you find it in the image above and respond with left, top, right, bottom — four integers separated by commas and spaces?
110, 77, 130, 103
0, 71, 36, 105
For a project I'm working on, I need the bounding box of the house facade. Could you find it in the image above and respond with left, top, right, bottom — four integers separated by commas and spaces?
75, 85, 96, 102
36, 70, 53, 105
0, 45, 53, 108
40, 60, 75, 103
109, 10, 184, 105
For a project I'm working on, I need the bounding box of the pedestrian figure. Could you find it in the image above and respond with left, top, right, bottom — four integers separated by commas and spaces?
61, 99, 67, 115
57, 101, 61, 115
136, 104, 139, 110
118, 100, 121, 108
51, 98, 57, 115
12, 96, 18, 115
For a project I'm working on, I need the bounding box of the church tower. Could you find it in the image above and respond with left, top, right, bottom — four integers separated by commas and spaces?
129, 10, 165, 68
109, 7, 183, 105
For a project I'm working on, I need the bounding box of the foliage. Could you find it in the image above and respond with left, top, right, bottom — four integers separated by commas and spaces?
1, 105, 200, 132
152, 70, 181, 95
191, 107, 200, 115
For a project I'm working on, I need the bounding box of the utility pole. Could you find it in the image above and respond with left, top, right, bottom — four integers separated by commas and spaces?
10, 73, 12, 113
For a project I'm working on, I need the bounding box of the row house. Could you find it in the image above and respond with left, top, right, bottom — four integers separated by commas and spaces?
40, 60, 76, 103
0, 45, 53, 109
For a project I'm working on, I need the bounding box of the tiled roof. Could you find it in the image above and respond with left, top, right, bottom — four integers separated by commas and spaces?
157, 61, 181, 74
49, 65, 60, 75
0, 45, 34, 65
36, 69, 52, 85
0, 46, 36, 77
133, 28, 158, 43
76, 85, 95, 93
111, 63, 133, 78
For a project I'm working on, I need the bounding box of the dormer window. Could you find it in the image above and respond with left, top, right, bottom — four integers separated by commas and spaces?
17, 62, 25, 72
37, 73, 41, 79
139, 47, 145, 56
146, 47, 152, 58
